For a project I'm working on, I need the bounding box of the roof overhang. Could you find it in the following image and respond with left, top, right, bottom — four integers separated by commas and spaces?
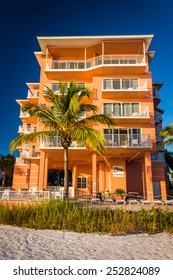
37, 34, 154, 54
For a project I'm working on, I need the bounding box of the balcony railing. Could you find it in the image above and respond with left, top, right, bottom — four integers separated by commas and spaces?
19, 110, 30, 118
103, 105, 149, 118
40, 136, 85, 148
18, 125, 37, 133
102, 78, 147, 91
15, 157, 28, 164
22, 150, 40, 158
27, 89, 39, 98
49, 54, 145, 70
105, 134, 151, 148
153, 88, 160, 99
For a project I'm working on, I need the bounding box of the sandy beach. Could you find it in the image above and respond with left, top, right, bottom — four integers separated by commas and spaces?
0, 224, 173, 260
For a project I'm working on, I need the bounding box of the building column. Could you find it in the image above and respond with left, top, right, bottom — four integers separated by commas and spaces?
43, 157, 48, 190
160, 180, 167, 200
142, 151, 153, 201
92, 152, 97, 195
72, 162, 78, 193
98, 162, 105, 192
38, 151, 46, 190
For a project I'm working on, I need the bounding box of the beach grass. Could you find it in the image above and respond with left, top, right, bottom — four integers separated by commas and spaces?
0, 200, 173, 235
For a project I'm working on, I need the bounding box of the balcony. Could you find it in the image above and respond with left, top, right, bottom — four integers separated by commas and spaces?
40, 136, 85, 149
27, 89, 39, 101
103, 104, 149, 123
18, 125, 37, 134
104, 134, 151, 148
19, 110, 30, 118
153, 88, 161, 107
15, 157, 28, 164
154, 112, 163, 123
102, 78, 148, 98
45, 54, 146, 79
22, 150, 40, 159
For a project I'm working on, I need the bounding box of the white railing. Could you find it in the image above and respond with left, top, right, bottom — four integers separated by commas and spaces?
18, 126, 37, 133
153, 88, 160, 99
102, 78, 147, 91
22, 150, 40, 158
15, 157, 28, 164
103, 105, 149, 118
0, 190, 50, 201
105, 134, 151, 147
50, 54, 145, 70
19, 110, 30, 118
40, 136, 85, 149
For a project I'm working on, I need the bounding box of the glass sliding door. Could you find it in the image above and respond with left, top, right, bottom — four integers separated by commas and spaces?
119, 129, 128, 146
122, 103, 131, 116
113, 103, 121, 116
131, 79, 138, 89
129, 128, 141, 146
113, 79, 121, 89
131, 103, 139, 115
103, 103, 112, 116
103, 79, 112, 90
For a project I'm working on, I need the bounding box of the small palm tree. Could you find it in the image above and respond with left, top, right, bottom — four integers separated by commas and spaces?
10, 82, 114, 197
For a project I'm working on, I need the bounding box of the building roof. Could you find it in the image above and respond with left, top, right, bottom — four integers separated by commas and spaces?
37, 34, 154, 54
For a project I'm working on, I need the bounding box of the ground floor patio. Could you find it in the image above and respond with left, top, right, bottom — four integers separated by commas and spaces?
12, 148, 170, 201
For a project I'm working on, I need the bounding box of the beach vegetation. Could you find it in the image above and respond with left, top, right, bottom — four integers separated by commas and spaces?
0, 200, 173, 235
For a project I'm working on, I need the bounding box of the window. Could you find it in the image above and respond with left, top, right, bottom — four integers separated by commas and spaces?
77, 177, 87, 188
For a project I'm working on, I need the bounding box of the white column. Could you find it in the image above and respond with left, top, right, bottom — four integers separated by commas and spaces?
143, 40, 146, 64
46, 48, 48, 69
84, 48, 86, 69
102, 42, 104, 64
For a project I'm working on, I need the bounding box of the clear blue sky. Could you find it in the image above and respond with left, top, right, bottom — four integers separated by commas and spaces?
0, 0, 173, 155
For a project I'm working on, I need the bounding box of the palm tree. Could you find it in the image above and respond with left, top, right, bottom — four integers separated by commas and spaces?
10, 82, 114, 197
160, 124, 173, 146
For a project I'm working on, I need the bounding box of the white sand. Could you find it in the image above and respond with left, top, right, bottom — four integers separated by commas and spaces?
0, 224, 172, 260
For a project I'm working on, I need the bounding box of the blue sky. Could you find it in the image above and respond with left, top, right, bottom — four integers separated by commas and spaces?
0, 0, 173, 155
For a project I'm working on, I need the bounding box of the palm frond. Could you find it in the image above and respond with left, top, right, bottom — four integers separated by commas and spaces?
77, 114, 115, 127
10, 131, 55, 152
160, 124, 173, 146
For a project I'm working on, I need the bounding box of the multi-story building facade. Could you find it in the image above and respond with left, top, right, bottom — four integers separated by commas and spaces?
12, 35, 168, 200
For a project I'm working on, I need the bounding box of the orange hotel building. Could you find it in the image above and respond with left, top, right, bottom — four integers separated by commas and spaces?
12, 35, 170, 200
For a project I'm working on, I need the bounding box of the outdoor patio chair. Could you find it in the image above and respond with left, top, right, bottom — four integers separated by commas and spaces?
128, 198, 140, 205
115, 199, 126, 204
91, 198, 100, 204
104, 198, 114, 204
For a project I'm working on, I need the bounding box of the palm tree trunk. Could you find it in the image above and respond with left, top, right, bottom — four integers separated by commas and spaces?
64, 147, 69, 199
2, 174, 5, 187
